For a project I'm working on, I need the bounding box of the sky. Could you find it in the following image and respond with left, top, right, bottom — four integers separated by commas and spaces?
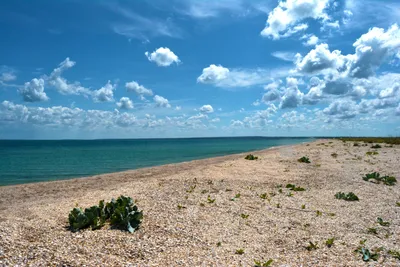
0, 0, 400, 139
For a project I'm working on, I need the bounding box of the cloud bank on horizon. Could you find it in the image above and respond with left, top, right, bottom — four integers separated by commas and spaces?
0, 0, 399, 139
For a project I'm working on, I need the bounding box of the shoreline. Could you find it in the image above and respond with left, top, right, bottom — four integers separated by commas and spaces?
1, 139, 399, 266
0, 139, 317, 189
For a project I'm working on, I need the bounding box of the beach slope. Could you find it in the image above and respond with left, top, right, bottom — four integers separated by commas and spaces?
0, 140, 399, 266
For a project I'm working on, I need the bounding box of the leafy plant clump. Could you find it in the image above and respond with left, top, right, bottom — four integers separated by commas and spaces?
371, 144, 382, 149
362, 172, 397, 186
377, 217, 390, 226
335, 192, 359, 201
366, 151, 379, 156
68, 196, 143, 233
254, 259, 273, 267
235, 249, 245, 255
388, 250, 400, 260
286, 184, 305, 191
245, 154, 258, 160
207, 195, 216, 203
356, 248, 379, 262
331, 153, 338, 158
298, 156, 311, 163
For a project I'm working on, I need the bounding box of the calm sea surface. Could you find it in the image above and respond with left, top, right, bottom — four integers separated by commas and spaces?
0, 137, 312, 186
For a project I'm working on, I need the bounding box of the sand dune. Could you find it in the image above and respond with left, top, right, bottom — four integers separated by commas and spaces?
0, 139, 399, 266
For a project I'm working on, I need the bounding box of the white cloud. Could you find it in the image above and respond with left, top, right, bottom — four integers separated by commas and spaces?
116, 97, 134, 110
323, 99, 358, 119
125, 81, 153, 99
279, 77, 304, 109
301, 34, 319, 46
92, 81, 116, 103
19, 78, 49, 102
271, 51, 297, 62
230, 120, 244, 127
153, 95, 171, 108
145, 47, 181, 67
261, 0, 330, 39
1, 72, 16, 82
396, 104, 400, 116
175, 106, 182, 111
199, 104, 214, 113
197, 64, 288, 88
262, 90, 281, 103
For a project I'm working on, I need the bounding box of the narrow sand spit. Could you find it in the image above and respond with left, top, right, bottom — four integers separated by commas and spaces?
0, 140, 399, 266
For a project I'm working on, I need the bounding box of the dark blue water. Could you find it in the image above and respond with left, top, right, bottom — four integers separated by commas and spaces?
0, 137, 312, 186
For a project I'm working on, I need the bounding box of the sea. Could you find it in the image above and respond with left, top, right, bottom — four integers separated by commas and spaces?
0, 137, 313, 186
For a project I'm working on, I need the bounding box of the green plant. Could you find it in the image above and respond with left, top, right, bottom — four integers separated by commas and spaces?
325, 238, 335, 248
367, 228, 378, 235
335, 192, 359, 201
396, 202, 400, 207
254, 259, 273, 267
217, 242, 222, 247
278, 188, 283, 193
363, 172, 397, 186
245, 154, 258, 160
241, 213, 249, 219
316, 210, 322, 216
186, 185, 196, 193
354, 142, 360, 147
207, 180, 213, 185
177, 204, 186, 210
331, 153, 338, 158
298, 156, 311, 163
371, 144, 382, 149
287, 192, 293, 197
306, 241, 318, 251
231, 193, 241, 201
366, 151, 379, 156
201, 189, 208, 194
301, 204, 306, 209
276, 203, 281, 208
388, 250, 400, 260
207, 195, 216, 204
259, 193, 268, 200
377, 217, 390, 226
235, 249, 245, 255
356, 248, 379, 262
199, 203, 205, 207
286, 184, 305, 191
69, 196, 143, 233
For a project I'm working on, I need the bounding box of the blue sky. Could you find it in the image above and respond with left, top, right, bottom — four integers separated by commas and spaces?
0, 0, 400, 139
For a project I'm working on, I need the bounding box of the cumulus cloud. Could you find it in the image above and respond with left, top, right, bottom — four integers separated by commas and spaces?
197, 64, 287, 88
19, 78, 49, 102
230, 120, 244, 127
279, 77, 304, 109
323, 99, 358, 119
261, 0, 330, 39
262, 90, 281, 103
145, 47, 181, 67
199, 104, 214, 113
92, 81, 116, 103
0, 72, 16, 82
301, 34, 319, 46
125, 81, 153, 100
116, 97, 134, 110
153, 95, 171, 108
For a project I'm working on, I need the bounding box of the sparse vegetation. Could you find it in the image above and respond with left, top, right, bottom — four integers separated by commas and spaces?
298, 156, 311, 163
186, 185, 196, 193
306, 241, 318, 251
353, 143, 360, 147
335, 192, 359, 201
286, 184, 305, 191
331, 153, 338, 158
68, 195, 143, 233
371, 144, 382, 149
367, 228, 378, 235
235, 249, 245, 255
177, 204, 186, 210
316, 210, 322, 216
338, 137, 400, 145
325, 238, 335, 248
388, 250, 400, 260
363, 172, 397, 186
301, 204, 306, 209
254, 259, 273, 267
241, 213, 249, 219
396, 202, 400, 207
217, 242, 222, 247
366, 151, 379, 156
207, 195, 216, 204
245, 154, 258, 160
377, 217, 390, 226
259, 193, 268, 200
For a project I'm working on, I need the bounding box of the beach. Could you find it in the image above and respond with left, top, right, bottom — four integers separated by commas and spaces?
0, 139, 399, 266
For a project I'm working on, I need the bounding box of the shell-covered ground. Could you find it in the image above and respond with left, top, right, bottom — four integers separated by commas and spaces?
0, 139, 399, 266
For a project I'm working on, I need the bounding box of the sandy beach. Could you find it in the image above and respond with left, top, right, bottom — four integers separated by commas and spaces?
0, 139, 399, 266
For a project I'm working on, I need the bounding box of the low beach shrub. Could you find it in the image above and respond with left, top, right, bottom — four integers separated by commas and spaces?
286, 184, 305, 191
354, 143, 360, 147
207, 195, 216, 203
377, 217, 390, 226
331, 153, 338, 158
337, 137, 400, 145
362, 172, 397, 186
245, 154, 258, 160
335, 192, 359, 201
388, 250, 400, 260
325, 238, 335, 248
235, 249, 244, 255
371, 144, 382, 149
366, 151, 379, 156
298, 156, 311, 163
306, 241, 318, 251
68, 196, 143, 233
356, 248, 379, 262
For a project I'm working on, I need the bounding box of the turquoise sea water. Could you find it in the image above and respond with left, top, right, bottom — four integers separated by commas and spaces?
0, 137, 312, 186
